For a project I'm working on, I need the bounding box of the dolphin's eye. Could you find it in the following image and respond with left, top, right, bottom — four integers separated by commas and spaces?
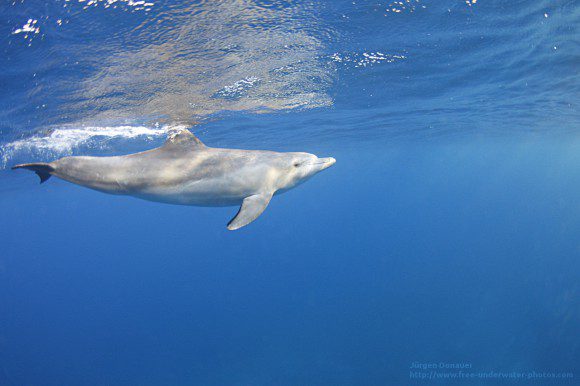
293, 162, 301, 167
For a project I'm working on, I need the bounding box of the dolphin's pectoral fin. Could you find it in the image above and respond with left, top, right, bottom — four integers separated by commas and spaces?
227, 192, 273, 231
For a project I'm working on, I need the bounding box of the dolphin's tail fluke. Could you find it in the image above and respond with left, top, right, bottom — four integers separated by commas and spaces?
12, 162, 55, 184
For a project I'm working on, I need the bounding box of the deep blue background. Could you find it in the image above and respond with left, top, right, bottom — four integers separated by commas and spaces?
1, 0, 579, 385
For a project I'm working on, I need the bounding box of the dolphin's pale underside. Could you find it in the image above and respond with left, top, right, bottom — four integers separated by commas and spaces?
13, 130, 336, 230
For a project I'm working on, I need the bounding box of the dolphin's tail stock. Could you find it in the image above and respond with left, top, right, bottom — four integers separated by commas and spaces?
12, 162, 55, 184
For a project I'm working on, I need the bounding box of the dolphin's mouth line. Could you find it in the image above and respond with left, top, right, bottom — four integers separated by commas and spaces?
309, 158, 335, 165
307, 157, 336, 169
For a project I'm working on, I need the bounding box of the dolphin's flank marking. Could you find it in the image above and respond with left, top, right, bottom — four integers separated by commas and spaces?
13, 129, 336, 230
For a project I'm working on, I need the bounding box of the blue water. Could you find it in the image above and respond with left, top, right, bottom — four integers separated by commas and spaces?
1, 1, 579, 385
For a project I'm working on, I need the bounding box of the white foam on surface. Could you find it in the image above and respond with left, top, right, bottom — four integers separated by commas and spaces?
12, 19, 40, 35
384, 0, 427, 14
66, 0, 155, 12
1, 124, 186, 169
330, 52, 407, 68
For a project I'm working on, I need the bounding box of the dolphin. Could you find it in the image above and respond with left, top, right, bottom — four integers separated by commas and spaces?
12, 129, 336, 230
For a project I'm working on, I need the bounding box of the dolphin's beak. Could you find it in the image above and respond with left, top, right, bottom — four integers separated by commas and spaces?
318, 157, 336, 170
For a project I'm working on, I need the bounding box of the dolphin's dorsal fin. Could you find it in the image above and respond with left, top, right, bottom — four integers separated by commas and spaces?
163, 129, 206, 149
227, 192, 274, 230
